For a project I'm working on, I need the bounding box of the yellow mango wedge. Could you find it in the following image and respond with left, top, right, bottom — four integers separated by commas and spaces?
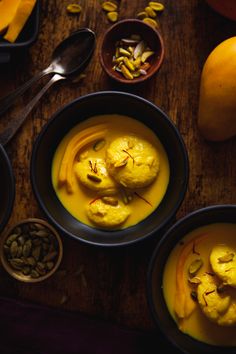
0, 0, 21, 34
58, 124, 107, 194
4, 0, 37, 43
174, 233, 206, 320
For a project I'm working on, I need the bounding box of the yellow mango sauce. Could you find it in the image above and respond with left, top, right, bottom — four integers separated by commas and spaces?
52, 114, 170, 229
163, 223, 236, 346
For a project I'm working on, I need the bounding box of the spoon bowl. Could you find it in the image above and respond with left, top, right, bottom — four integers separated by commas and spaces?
47, 28, 96, 76
0, 28, 96, 116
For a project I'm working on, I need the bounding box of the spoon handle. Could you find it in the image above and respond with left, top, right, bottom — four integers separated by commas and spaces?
0, 74, 65, 146
0, 67, 52, 116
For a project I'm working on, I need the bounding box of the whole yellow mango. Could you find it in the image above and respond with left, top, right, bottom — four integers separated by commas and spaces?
198, 37, 236, 141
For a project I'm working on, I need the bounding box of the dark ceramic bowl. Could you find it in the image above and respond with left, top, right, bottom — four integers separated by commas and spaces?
147, 204, 236, 354
0, 145, 15, 233
99, 19, 164, 84
0, 0, 40, 63
31, 91, 188, 247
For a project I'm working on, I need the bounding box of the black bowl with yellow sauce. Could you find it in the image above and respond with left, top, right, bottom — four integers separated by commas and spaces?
147, 204, 236, 354
30, 91, 188, 247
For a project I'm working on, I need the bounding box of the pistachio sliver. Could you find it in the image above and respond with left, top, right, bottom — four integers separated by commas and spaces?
133, 40, 146, 59
114, 56, 125, 63
121, 65, 133, 80
87, 174, 102, 183
123, 57, 135, 71
188, 276, 202, 285
132, 71, 141, 78
102, 197, 118, 206
93, 139, 106, 151
218, 252, 234, 263
119, 48, 132, 57
188, 258, 203, 277
141, 51, 155, 63
121, 38, 140, 45
139, 69, 147, 76
133, 57, 142, 69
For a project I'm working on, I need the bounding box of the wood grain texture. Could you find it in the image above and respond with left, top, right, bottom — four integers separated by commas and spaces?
0, 0, 236, 331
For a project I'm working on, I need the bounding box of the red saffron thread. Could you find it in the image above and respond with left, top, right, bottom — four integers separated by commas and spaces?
89, 197, 100, 205
134, 192, 152, 206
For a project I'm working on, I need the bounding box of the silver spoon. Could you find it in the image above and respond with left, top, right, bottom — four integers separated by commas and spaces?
0, 28, 96, 116
0, 30, 96, 146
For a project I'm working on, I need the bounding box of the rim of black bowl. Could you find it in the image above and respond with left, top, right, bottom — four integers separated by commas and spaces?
30, 91, 189, 247
147, 204, 236, 354
0, 145, 15, 233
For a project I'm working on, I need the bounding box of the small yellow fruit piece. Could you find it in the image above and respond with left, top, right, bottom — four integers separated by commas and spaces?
101, 1, 117, 12
121, 65, 133, 80
66, 4, 82, 14
107, 11, 118, 22
143, 17, 159, 28
149, 2, 165, 12
145, 6, 157, 18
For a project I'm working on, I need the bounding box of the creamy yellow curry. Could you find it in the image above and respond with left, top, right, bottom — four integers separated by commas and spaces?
163, 223, 236, 346
52, 114, 170, 229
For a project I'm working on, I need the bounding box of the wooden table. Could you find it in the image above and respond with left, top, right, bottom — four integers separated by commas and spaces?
0, 0, 236, 332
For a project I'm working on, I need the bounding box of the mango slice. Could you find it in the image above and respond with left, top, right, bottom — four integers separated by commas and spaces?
174, 233, 206, 320
58, 124, 107, 193
0, 0, 21, 34
4, 0, 37, 43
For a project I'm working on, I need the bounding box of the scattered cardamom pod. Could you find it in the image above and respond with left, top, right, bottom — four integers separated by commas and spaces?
149, 2, 164, 12
66, 4, 82, 14
145, 6, 157, 18
101, 1, 117, 12
143, 17, 159, 28
107, 11, 118, 22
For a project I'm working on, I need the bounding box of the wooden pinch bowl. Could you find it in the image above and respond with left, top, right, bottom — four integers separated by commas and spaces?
0, 218, 63, 283
99, 19, 164, 84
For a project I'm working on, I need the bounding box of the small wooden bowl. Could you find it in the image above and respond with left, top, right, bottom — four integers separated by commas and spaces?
0, 218, 63, 283
99, 19, 164, 84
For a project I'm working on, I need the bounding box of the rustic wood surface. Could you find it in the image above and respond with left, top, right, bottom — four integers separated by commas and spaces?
0, 0, 236, 332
